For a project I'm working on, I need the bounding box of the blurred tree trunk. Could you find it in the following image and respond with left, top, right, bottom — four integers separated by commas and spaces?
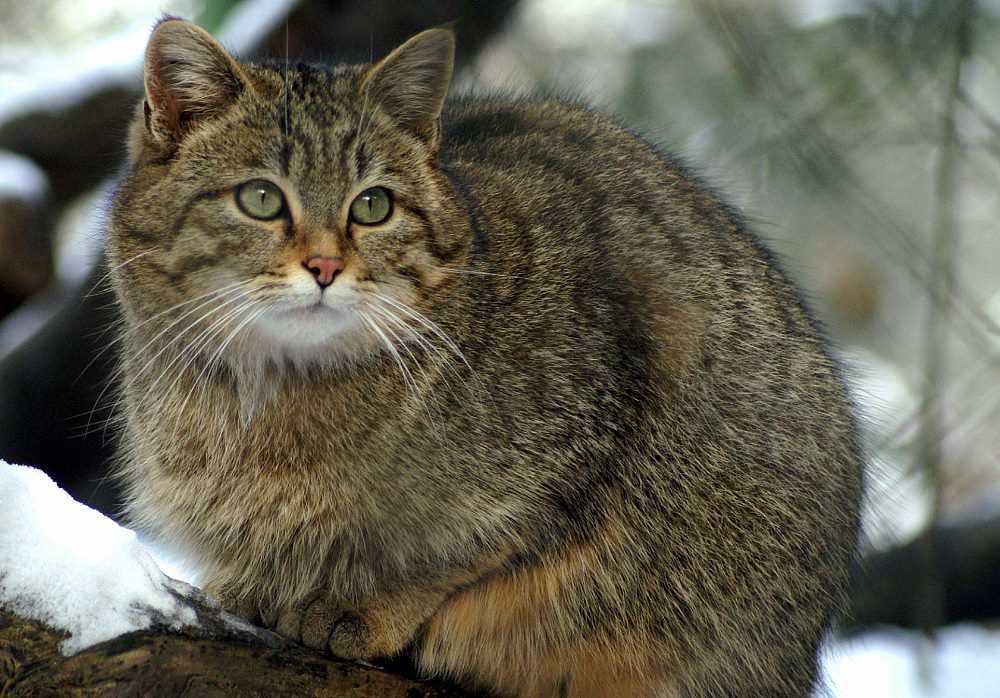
845, 513, 1000, 632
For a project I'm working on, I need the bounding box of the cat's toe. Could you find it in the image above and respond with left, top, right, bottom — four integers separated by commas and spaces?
276, 589, 371, 660
325, 609, 370, 659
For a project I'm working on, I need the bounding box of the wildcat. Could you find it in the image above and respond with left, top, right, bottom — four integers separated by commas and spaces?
107, 18, 863, 698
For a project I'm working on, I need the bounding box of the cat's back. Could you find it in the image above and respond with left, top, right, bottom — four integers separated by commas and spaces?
438, 97, 826, 377
439, 97, 781, 303
440, 96, 701, 233
438, 94, 859, 507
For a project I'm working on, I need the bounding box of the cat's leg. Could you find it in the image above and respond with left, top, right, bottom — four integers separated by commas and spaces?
415, 521, 674, 698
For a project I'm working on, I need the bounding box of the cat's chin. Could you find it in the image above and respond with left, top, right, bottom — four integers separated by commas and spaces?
245, 304, 369, 365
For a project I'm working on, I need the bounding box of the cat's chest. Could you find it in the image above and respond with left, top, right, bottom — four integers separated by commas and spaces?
149, 383, 366, 474
135, 387, 369, 544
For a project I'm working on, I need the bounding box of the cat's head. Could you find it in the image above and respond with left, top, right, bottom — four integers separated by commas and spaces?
108, 19, 468, 372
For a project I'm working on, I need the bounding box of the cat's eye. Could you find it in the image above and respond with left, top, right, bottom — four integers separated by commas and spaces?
235, 179, 285, 220
349, 187, 392, 225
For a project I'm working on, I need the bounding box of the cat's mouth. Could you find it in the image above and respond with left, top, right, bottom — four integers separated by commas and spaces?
267, 289, 356, 314
273, 299, 353, 322
296, 299, 337, 313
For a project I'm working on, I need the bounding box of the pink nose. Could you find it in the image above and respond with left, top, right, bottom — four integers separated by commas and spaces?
305, 255, 345, 288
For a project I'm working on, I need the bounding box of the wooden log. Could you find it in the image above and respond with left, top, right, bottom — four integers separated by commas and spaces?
0, 608, 475, 697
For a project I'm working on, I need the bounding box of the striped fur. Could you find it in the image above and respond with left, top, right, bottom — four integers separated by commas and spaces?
107, 19, 862, 697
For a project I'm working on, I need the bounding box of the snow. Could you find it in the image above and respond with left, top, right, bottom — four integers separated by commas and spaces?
0, 460, 197, 654
0, 151, 49, 204
822, 625, 1000, 697
0, 0, 298, 125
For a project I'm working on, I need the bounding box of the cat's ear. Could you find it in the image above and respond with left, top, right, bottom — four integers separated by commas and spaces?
142, 18, 246, 144
363, 28, 455, 145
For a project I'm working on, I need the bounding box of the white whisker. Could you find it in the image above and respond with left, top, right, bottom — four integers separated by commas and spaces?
366, 290, 493, 411
150, 296, 258, 402
370, 292, 481, 381
129, 287, 258, 413
174, 301, 267, 422
437, 266, 523, 280
125, 286, 252, 390
365, 300, 483, 424
360, 310, 421, 398
91, 281, 256, 441
81, 279, 250, 393
85, 248, 160, 299
365, 301, 457, 383
362, 305, 446, 431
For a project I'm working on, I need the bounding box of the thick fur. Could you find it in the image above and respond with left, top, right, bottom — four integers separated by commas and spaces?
107, 19, 863, 698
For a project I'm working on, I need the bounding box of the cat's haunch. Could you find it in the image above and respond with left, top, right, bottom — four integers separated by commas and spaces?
107, 18, 863, 698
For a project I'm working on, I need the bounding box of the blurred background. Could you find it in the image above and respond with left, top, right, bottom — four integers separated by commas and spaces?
1, 0, 999, 695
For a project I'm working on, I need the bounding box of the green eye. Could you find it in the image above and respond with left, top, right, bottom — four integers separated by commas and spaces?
236, 179, 285, 220
349, 187, 392, 225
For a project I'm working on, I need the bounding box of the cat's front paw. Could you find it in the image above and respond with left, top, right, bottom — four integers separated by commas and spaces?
275, 589, 372, 660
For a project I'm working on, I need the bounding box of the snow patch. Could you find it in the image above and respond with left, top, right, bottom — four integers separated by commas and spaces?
0, 150, 49, 203
821, 624, 1000, 697
0, 461, 197, 654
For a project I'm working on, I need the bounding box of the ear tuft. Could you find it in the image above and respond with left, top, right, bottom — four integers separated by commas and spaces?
363, 28, 456, 144
143, 18, 245, 143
